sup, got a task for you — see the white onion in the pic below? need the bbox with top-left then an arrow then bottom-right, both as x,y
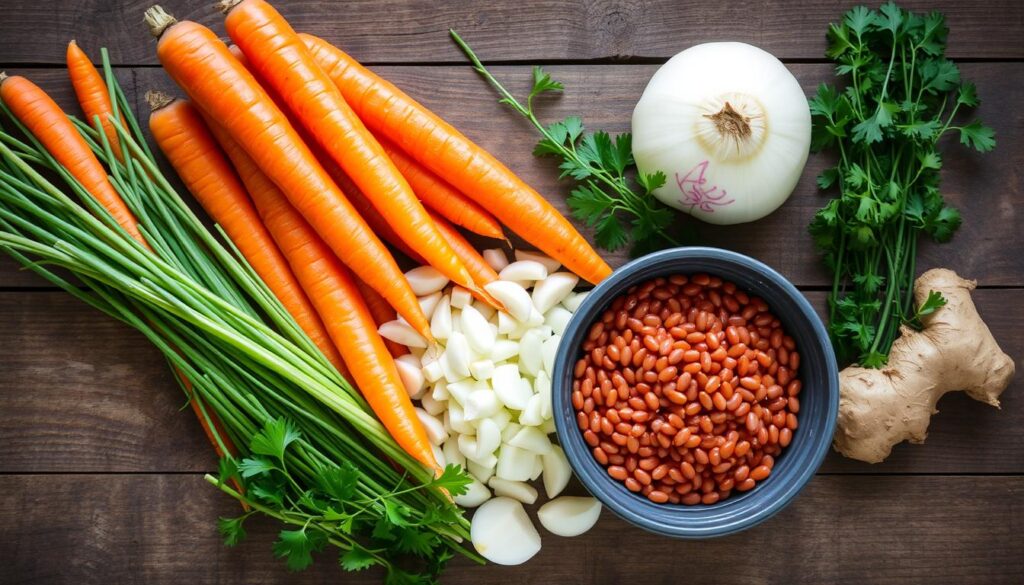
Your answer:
517,328 -> 547,377
420,390 -> 446,415
544,306 -> 572,335
442,439 -> 465,469
518,393 -> 545,427
537,497 -> 602,537
470,359 -> 495,381
632,42 -> 811,225
471,497 -> 541,565
490,338 -> 520,363
492,364 -> 531,410
561,291 -> 588,312
443,332 -> 472,380
464,389 -> 502,421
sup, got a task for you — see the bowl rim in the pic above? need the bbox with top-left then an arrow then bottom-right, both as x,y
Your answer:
552,246 -> 839,538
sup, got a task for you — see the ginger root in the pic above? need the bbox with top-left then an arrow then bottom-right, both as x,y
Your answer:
833,269 -> 1015,463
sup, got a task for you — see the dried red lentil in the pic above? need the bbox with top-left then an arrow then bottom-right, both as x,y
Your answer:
572,273 -> 802,505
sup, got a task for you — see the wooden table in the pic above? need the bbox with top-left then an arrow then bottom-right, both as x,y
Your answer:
1,1 -> 1021,583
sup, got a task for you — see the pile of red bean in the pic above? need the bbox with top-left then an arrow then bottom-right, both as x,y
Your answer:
572,273 -> 802,505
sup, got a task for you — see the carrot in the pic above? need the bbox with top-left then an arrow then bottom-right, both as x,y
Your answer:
301,34 -> 611,284
0,73 -> 146,244
375,133 -> 504,240
317,153 -> 426,265
222,0 -> 482,298
66,41 -> 127,162
242,145 -> 436,469
145,8 -> 433,341
355,278 -> 409,358
147,93 -> 347,374
0,72 -> 242,475
429,210 -> 500,292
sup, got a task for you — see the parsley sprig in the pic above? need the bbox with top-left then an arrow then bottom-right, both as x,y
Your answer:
809,3 -> 994,366
451,30 -> 681,254
210,418 -> 473,583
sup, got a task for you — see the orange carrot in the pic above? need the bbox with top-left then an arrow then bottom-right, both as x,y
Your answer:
0,73 -> 146,244
355,278 -> 408,358
147,93 -> 348,374
66,41 -> 127,161
223,0 -> 482,298
376,134 -> 504,240
302,34 -> 611,284
243,148 -> 436,469
429,210 -> 500,293
145,8 -> 433,341
317,153 -> 426,265
0,72 -> 241,473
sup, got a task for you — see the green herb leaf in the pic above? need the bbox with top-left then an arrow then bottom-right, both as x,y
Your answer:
958,120 -> 996,152
340,545 -> 379,572
394,526 -> 438,557
237,456 -> 276,478
914,290 -> 947,320
529,66 -> 563,99
595,213 -> 629,252
217,515 -> 248,547
315,460 -> 361,501
430,464 -> 472,496
272,528 -> 327,572
250,417 -> 300,462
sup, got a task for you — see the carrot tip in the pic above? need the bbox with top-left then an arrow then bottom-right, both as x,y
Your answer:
143,5 -> 177,38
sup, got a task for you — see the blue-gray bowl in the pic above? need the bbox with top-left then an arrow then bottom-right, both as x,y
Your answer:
552,247 -> 839,538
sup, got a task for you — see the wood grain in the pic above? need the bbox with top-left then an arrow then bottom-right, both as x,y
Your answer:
2,290 -> 1020,474
0,0 -> 1022,65
0,474 -> 1020,584
1,62 -> 1021,288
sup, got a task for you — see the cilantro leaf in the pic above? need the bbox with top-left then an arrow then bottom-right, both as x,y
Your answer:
914,290 -> 948,321
250,417 -> 300,462
272,528 -> 327,572
956,81 -> 979,108
567,183 -> 614,226
315,460 -> 360,502
394,527 -> 438,557
430,464 -> 472,496
594,213 -> 629,252
637,171 -> 666,194
528,66 -> 563,100
339,545 -> 379,572
217,515 -> 248,547
383,499 -> 413,528
237,456 -> 276,478
958,120 -> 996,152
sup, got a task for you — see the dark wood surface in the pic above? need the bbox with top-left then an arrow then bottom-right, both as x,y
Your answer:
0,1 -> 1021,584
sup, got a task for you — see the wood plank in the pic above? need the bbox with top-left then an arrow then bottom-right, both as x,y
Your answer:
1,289 -> 1021,474
0,473 -> 1021,584
1,0 -> 1022,65
1,62 -> 1021,288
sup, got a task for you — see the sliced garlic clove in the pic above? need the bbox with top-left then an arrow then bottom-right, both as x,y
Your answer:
541,446 -> 572,498
508,425 -> 552,454
488,477 -> 538,504
482,248 -> 510,272
454,478 -> 492,508
484,281 -> 532,321
378,319 -> 428,348
537,497 -> 602,537
532,272 -> 579,314
470,497 -> 541,565
499,260 -> 548,282
405,266 -> 449,296
514,249 -> 561,273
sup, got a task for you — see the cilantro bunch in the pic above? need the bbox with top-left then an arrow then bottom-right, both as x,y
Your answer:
451,30 -> 681,255
213,418 -> 473,583
808,2 -> 994,366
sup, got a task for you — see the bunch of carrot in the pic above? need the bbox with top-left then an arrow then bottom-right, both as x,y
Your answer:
137,0 -> 610,468
0,37 -> 477,579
